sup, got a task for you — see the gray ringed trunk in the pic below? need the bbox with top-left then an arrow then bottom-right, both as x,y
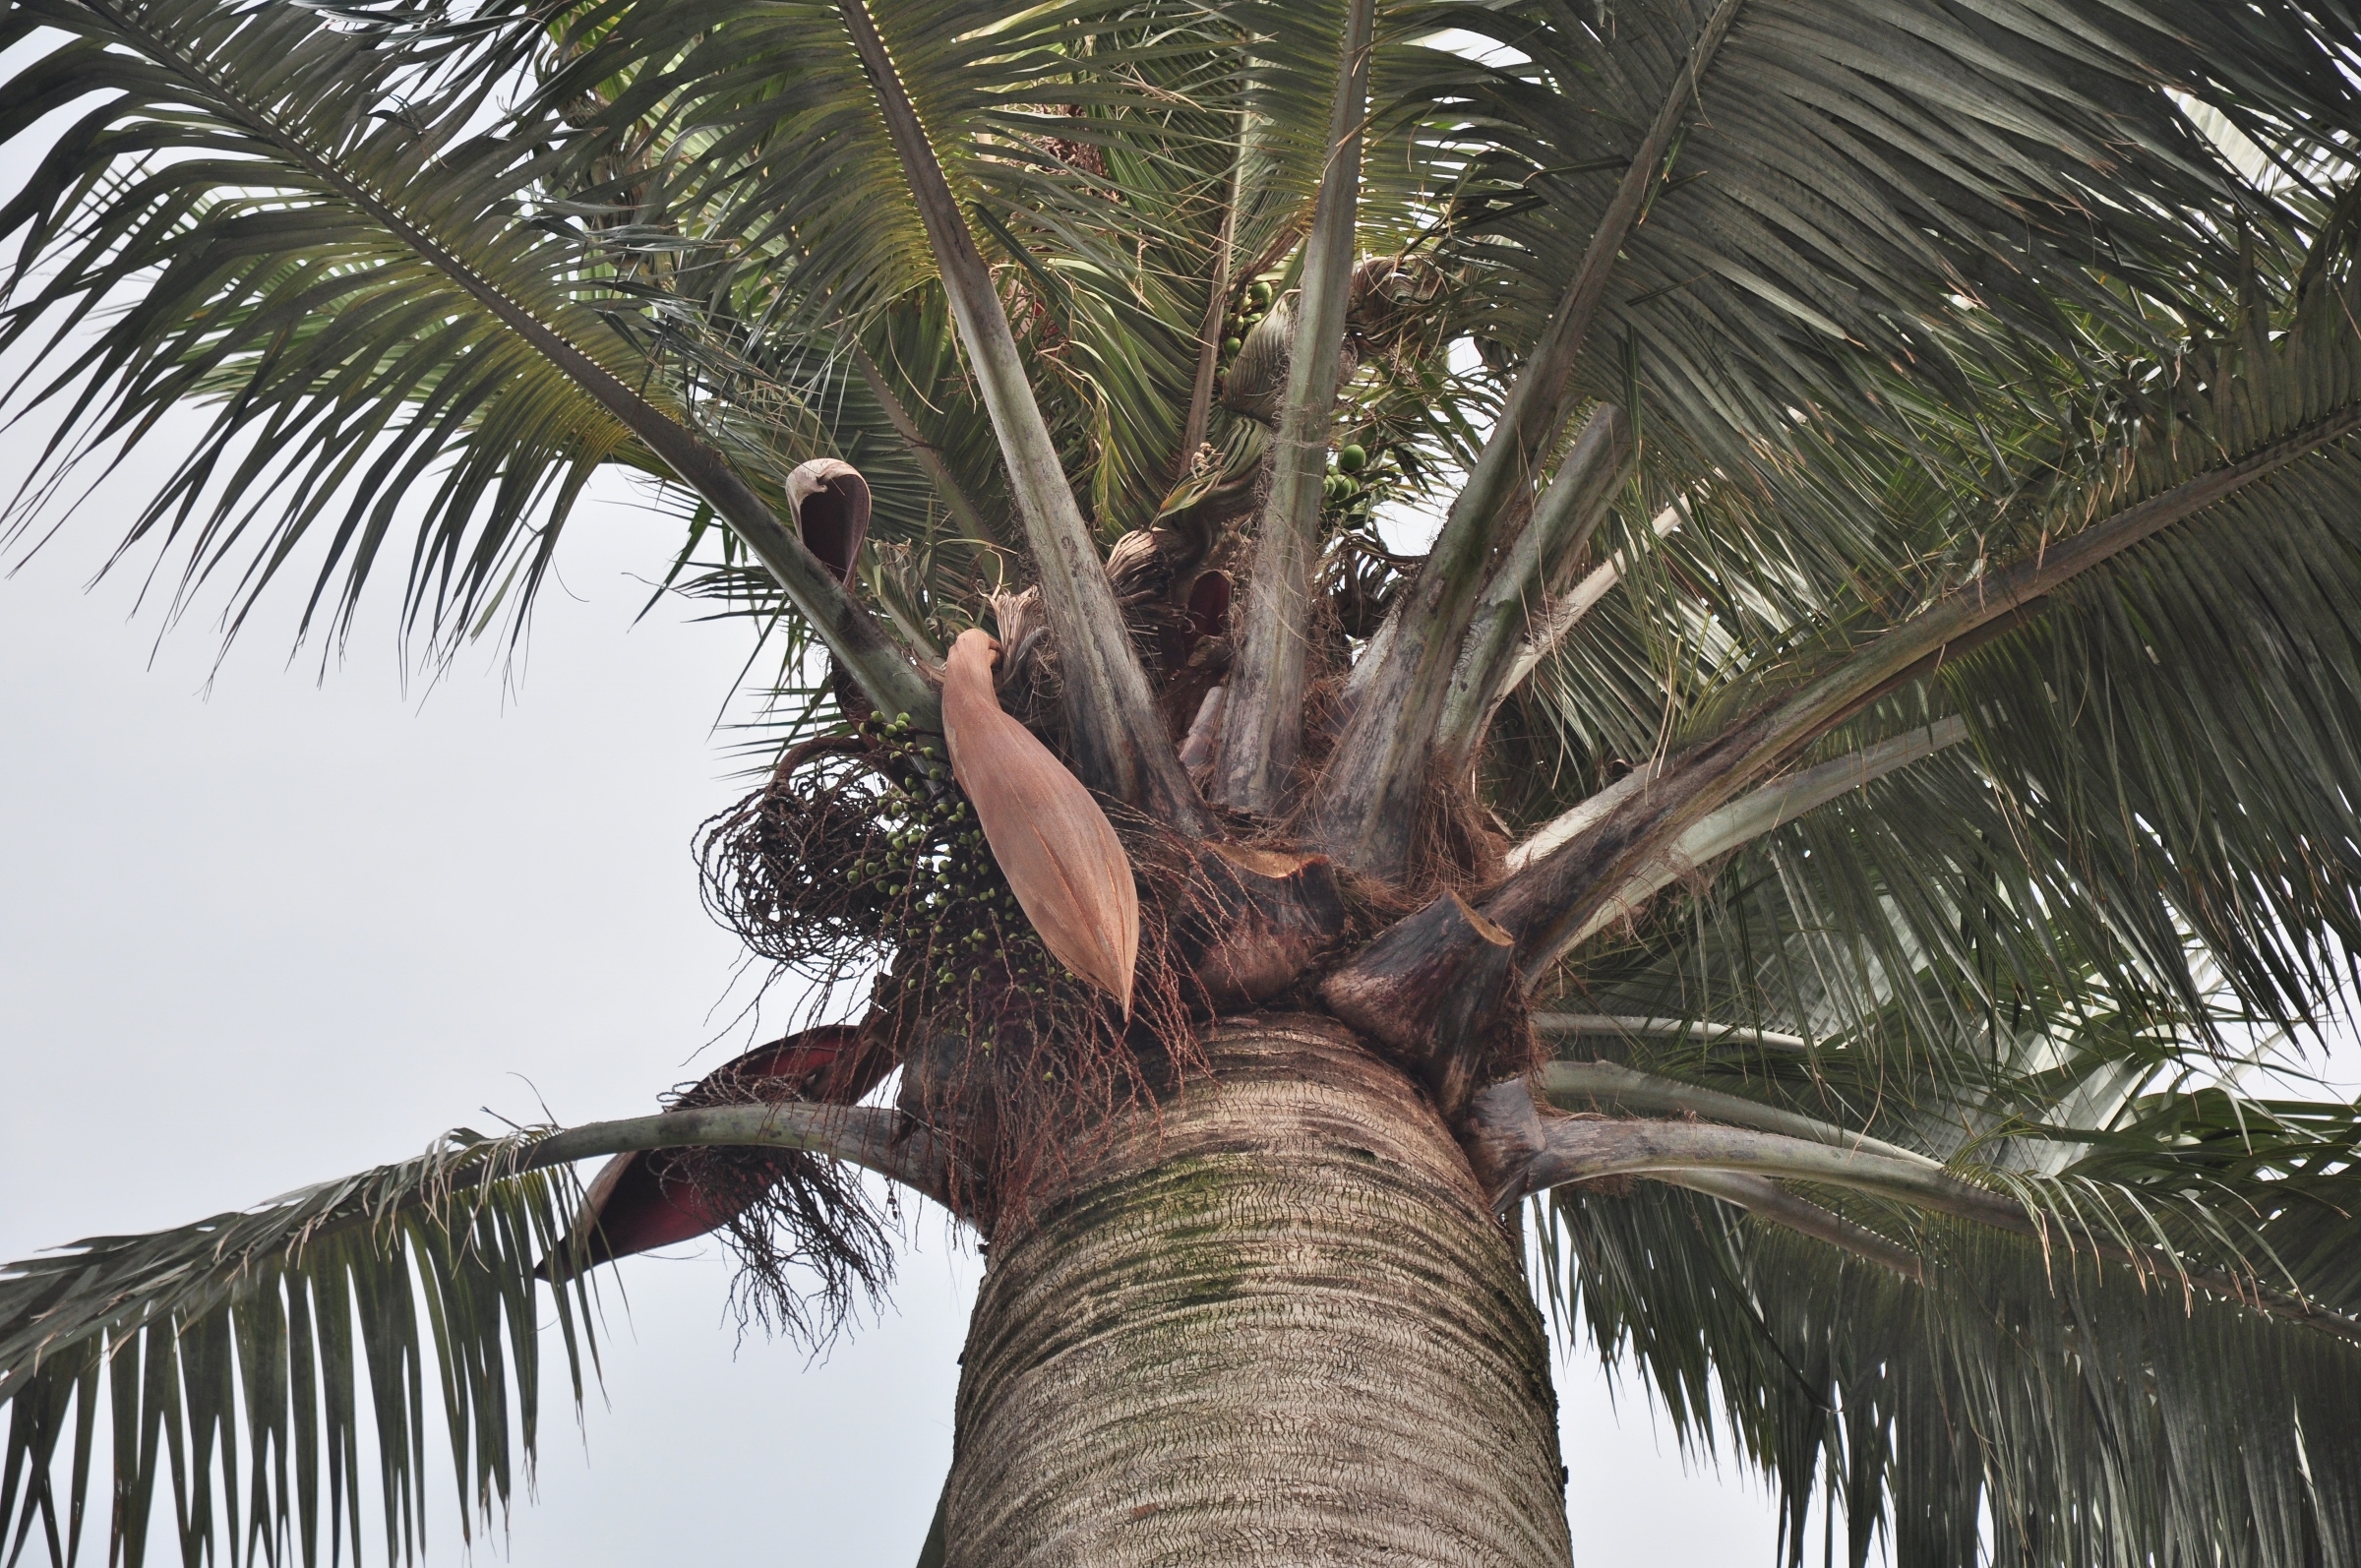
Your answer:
945,1014 -> 1571,1568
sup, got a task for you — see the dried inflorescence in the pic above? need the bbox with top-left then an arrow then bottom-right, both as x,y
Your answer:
696,713 -> 1201,1233
698,716 -> 1002,986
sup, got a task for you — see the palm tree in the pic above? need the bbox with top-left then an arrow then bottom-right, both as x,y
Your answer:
7,0 -> 2361,1562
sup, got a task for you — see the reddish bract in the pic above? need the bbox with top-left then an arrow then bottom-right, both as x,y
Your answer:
549,1025 -> 885,1275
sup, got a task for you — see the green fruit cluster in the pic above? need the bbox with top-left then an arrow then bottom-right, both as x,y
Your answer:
1217,276 -> 1275,375
846,712 -> 1057,1013
1322,441 -> 1389,523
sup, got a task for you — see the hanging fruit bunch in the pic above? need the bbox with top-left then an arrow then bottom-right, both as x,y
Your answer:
1320,437 -> 1415,638
694,464 -> 1154,1092
696,711 -> 1060,1022
1321,433 -> 1396,528
1217,275 -> 1275,382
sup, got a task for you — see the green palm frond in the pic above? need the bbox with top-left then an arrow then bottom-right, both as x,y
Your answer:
539,0 -> 1227,522
1539,1176 -> 2361,1568
0,1133 -> 593,1568
1548,714 -> 2361,1273
541,0 -> 1479,543
1397,0 -> 2355,502
1534,711 -> 2361,1520
0,0 -> 950,667
2068,1086 -> 2361,1311
0,0 -> 647,653
1510,238 -> 2361,1046
1516,354 -> 2361,1502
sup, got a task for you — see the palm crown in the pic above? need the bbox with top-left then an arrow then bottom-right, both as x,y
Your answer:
6,0 -> 2361,1564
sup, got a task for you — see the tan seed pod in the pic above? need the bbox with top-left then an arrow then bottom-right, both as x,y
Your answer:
940,628 -> 1139,1015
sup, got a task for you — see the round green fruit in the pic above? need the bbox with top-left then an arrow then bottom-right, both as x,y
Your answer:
1337,443 -> 1367,473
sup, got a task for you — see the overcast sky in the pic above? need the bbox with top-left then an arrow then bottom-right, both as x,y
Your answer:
0,467 -> 1788,1566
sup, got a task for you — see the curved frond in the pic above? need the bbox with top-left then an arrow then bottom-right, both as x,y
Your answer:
1540,1183 -> 2361,1568
0,1134 -> 593,1568
0,0 -> 934,701
1402,0 -> 2357,492
1508,235 -> 2361,1025
0,1098 -> 930,1568
0,0 -> 652,653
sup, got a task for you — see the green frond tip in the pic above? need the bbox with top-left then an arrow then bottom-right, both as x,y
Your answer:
1541,1183 -> 2361,1568
0,1131 -> 597,1568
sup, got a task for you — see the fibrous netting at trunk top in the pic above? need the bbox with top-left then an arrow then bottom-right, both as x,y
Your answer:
696,711 -> 1201,1230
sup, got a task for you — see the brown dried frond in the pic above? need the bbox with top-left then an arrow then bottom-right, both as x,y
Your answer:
708,1149 -> 898,1348
619,1134 -> 898,1350
1319,769 -> 1510,916
1045,102 -> 1109,181
1347,254 -> 1451,369
1408,768 -> 1511,897
1326,531 -> 1414,640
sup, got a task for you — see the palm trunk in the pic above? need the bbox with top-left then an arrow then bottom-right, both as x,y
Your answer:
943,1014 -> 1571,1568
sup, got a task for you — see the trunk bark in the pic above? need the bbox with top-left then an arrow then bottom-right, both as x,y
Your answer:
944,1014 -> 1571,1568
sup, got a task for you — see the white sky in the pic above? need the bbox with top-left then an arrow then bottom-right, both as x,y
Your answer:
0,467 -> 1782,1565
